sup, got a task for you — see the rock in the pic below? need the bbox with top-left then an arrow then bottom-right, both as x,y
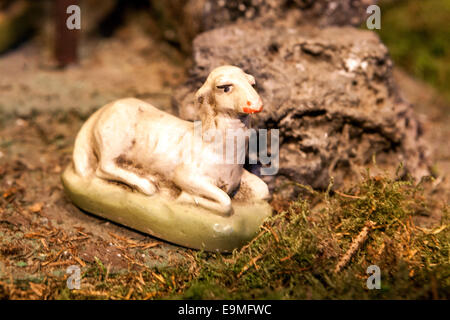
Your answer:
150,0 -> 377,52
200,0 -> 377,29
173,22 -> 430,190
148,0 -> 205,52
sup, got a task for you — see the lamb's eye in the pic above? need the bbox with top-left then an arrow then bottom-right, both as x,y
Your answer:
217,84 -> 232,93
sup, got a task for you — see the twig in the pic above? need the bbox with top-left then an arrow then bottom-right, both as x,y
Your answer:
40,238 -> 50,251
334,221 -> 376,273
334,190 -> 363,199
237,254 -> 263,278
279,253 -> 294,262
42,249 -> 65,266
261,225 -> 279,242
73,256 -> 86,267
124,288 -> 134,300
47,260 -> 76,267
29,282 -> 45,297
151,272 -> 166,284
239,230 -> 266,253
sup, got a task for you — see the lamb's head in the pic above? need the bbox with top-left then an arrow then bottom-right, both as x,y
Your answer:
195,66 -> 263,117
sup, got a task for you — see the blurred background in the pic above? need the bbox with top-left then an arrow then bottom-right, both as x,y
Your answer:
0,0 -> 449,188
377,0 -> 450,104
0,0 -> 448,102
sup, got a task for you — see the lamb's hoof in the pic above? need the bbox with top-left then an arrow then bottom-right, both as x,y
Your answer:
175,193 -> 233,217
62,165 -> 272,252
175,191 -> 195,204
219,205 -> 234,217
206,205 -> 234,217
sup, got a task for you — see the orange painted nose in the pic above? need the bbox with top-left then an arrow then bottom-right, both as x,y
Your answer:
243,100 -> 263,114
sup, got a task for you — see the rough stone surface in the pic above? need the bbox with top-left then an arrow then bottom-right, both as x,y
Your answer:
152,0 -> 377,52
173,22 -> 430,190
201,0 -> 377,29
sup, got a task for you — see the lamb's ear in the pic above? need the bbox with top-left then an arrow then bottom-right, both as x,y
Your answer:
195,81 -> 215,115
245,74 -> 256,85
195,81 -> 216,128
195,82 -> 210,105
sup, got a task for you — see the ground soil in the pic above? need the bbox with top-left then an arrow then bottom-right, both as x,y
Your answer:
0,23 -> 448,296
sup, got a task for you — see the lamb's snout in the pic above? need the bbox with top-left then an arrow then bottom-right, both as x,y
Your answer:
243,98 -> 263,114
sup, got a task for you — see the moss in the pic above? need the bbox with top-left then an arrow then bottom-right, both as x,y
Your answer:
165,170 -> 449,299
6,169 -> 446,300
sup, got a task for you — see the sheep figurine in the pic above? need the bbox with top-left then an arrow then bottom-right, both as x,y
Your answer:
62,65 -> 272,251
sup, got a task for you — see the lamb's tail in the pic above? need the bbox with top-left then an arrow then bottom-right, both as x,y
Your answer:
73,111 -> 99,177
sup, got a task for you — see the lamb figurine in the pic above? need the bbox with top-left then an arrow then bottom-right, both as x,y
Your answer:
70,66 -> 269,216
62,65 -> 272,251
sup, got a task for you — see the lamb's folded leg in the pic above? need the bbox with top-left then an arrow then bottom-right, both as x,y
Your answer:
240,169 -> 270,200
174,170 -> 232,216
96,161 -> 157,196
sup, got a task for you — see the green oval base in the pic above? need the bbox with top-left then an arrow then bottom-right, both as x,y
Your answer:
61,165 -> 272,252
